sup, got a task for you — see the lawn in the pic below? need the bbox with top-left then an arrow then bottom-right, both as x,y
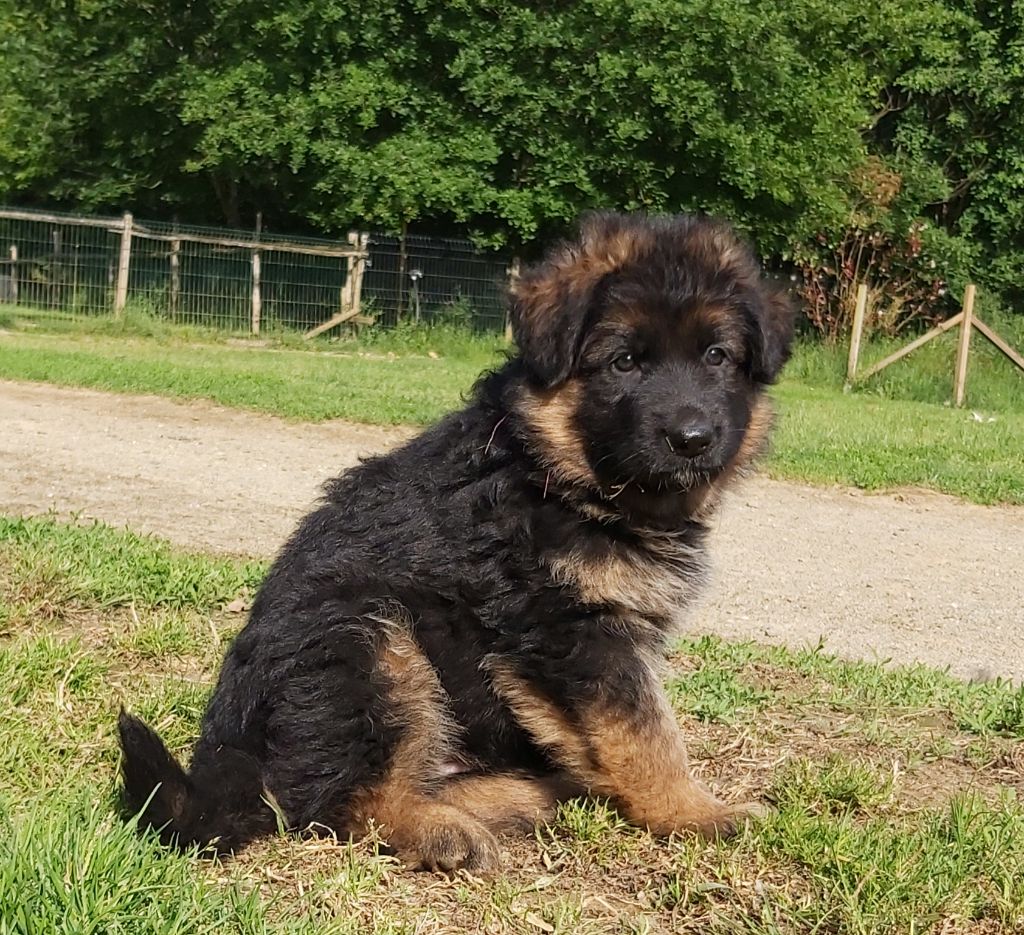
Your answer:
2,514 -> 1024,933
1,310 -> 1022,504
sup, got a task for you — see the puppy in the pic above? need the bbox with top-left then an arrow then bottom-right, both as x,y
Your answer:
119,212 -> 794,872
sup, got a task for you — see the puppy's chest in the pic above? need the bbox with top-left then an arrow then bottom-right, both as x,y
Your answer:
548,539 -> 707,632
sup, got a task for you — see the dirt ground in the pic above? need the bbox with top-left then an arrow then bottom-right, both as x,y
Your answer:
3,378 -> 1023,682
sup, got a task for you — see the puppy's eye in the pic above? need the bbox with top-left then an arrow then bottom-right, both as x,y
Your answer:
611,353 -> 638,373
704,346 -> 729,367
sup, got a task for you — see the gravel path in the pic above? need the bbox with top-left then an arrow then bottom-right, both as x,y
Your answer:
3,379 -> 1022,682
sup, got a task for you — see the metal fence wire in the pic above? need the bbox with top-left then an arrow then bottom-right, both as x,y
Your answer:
364,233 -> 512,330
0,211 -> 122,315
0,206 -> 514,335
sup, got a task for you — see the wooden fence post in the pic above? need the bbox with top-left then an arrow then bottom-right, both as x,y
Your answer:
302,232 -> 369,340
348,231 -> 369,320
8,246 -> 17,303
973,317 -> 1024,374
505,257 -> 521,343
397,221 -> 408,320
113,211 -> 133,318
251,250 -> 262,335
51,229 -> 62,309
845,283 -> 868,388
169,239 -> 181,320
953,283 -> 976,407
339,247 -> 355,318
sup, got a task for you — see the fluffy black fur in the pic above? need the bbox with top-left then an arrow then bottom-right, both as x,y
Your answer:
118,212 -> 794,858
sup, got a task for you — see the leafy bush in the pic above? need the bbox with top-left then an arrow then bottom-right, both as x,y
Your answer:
793,158 -> 961,338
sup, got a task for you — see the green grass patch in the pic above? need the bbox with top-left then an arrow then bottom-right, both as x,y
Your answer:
768,754 -> 895,815
0,318 -> 1022,504
0,301 -> 509,358
0,793 -> 276,935
790,312 -> 1024,412
680,634 -> 1024,740
2,516 -> 1024,932
768,380 -> 1023,503
0,330 -> 493,424
667,664 -> 772,724
0,514 -> 265,617
761,794 -> 1024,932
773,325 -> 1024,502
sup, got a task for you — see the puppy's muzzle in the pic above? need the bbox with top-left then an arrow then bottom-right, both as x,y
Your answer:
663,408 -> 715,459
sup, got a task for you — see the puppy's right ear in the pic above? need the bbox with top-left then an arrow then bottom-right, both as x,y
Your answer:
512,213 -> 648,386
750,287 -> 796,384
510,254 -> 595,387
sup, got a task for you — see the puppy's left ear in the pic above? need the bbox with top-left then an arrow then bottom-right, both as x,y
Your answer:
751,287 -> 796,384
510,255 -> 597,387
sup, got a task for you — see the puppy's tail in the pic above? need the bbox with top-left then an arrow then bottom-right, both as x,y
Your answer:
117,710 -> 270,854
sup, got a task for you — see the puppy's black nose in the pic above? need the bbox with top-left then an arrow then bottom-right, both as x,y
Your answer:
665,415 -> 714,458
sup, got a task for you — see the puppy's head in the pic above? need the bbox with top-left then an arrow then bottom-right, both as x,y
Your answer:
512,213 -> 794,520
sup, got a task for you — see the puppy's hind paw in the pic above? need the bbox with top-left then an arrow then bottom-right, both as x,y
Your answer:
392,804 -> 501,874
692,800 -> 771,839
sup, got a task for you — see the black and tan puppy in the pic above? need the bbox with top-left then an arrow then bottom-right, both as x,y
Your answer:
119,213 -> 794,872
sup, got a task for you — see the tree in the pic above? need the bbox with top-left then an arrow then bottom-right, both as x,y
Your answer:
0,0 -> 1020,319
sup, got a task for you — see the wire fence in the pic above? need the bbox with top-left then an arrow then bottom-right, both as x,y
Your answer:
0,207 -> 514,335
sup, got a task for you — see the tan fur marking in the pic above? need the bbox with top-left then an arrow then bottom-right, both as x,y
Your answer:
692,304 -> 748,356
693,303 -> 740,331
511,220 -> 655,335
705,226 -> 749,272
690,394 -> 776,519
489,660 -> 749,837
548,541 -> 704,630
515,380 -> 597,489
437,773 -> 576,832
511,269 -> 565,329
582,696 -> 742,836
374,626 -> 460,784
730,393 -> 775,472
576,224 -> 653,282
349,791 -> 500,872
348,627 -> 501,871
486,663 -> 596,776
511,223 -> 653,300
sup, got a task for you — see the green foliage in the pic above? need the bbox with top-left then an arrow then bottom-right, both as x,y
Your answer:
794,0 -> 1024,332
680,634 -> 1024,741
0,0 -> 1007,276
0,794 -> 272,934
666,666 -> 771,724
761,794 -> 1024,931
2,0 -> 1021,322
6,0 -> 860,239
769,755 -> 894,815
885,0 -> 1024,306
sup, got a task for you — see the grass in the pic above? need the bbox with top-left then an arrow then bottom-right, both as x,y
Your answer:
0,325 -> 497,425
766,381 -> 1023,503
2,515 -> 1024,933
0,306 -> 1022,503
0,515 -> 264,615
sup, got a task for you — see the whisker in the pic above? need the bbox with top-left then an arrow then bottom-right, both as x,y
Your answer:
606,476 -> 635,500
482,415 -> 509,457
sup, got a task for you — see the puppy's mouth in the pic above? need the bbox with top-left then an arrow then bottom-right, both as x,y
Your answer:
603,463 -> 723,498
656,464 -> 723,490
